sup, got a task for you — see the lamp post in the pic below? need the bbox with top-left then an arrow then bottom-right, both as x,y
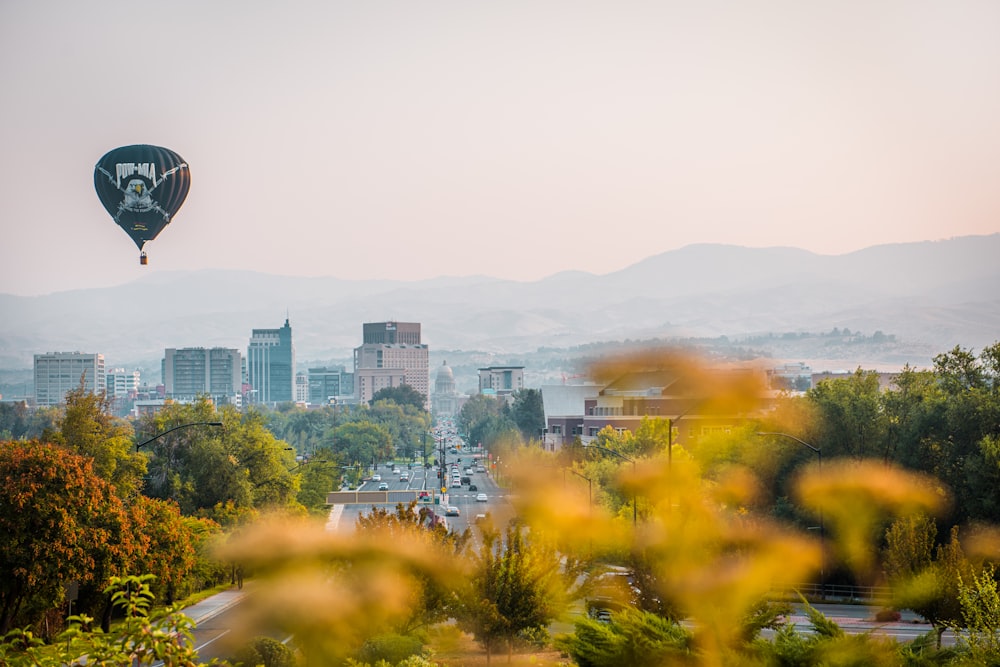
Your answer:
576,443 -> 636,526
135,421 -> 223,452
756,431 -> 824,597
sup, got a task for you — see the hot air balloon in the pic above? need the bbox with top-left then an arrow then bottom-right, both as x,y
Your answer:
94,144 -> 191,265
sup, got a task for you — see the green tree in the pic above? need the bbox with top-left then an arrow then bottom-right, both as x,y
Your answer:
458,394 -> 519,451
510,389 -> 545,442
141,402 -> 297,522
914,526 -> 974,648
457,522 -> 561,664
952,562 -> 1000,657
356,501 -> 469,634
807,369 -> 888,460
371,383 -> 427,411
555,608 -> 695,667
326,420 -> 393,471
49,380 -> 146,499
0,575 -> 206,667
0,401 -> 30,440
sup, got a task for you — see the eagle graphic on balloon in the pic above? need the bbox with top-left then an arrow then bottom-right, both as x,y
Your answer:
94,144 -> 191,265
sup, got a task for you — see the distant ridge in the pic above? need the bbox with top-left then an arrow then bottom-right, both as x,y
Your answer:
0,235 -> 997,371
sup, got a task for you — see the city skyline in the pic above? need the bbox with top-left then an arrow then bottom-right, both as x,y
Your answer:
2,2 -> 999,296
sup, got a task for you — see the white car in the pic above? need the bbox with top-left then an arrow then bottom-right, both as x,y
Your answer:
476,493 -> 488,502
371,473 -> 382,482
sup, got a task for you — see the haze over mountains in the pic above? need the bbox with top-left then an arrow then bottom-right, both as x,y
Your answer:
1,235 -> 997,375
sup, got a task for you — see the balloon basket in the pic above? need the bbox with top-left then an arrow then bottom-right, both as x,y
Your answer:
140,252 -> 148,266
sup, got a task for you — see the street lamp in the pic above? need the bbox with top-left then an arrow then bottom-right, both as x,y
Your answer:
576,443 -> 636,526
756,431 -> 824,597
135,421 -> 223,452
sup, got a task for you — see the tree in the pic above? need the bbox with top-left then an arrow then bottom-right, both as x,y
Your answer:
371,383 -> 427,411
555,608 -> 694,667
952,562 -> 1000,657
326,420 -> 393,470
510,389 -> 545,442
141,402 -> 298,523
806,369 -> 888,460
0,441 -> 131,635
356,501 -> 469,634
458,394 -> 516,450
49,379 -> 146,499
127,496 -> 201,604
457,522 -> 561,664
0,575 -> 205,667
903,525 -> 974,649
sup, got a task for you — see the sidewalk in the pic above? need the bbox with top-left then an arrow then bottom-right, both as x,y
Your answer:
178,585 -> 248,624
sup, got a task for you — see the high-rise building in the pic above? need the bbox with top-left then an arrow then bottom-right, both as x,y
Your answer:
308,366 -> 355,405
107,368 -> 141,398
162,348 -> 242,403
354,321 -> 429,407
34,352 -> 106,407
478,365 -> 524,403
295,372 -> 309,403
247,318 -> 295,405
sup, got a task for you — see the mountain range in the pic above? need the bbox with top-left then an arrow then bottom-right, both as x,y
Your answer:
1,235 -> 998,380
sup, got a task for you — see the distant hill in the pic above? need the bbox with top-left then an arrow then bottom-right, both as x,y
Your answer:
1,235 -> 997,382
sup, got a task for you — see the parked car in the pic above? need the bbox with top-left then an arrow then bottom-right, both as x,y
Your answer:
476,493 -> 488,502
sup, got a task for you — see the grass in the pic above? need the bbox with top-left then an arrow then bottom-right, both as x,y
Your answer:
426,625 -> 569,666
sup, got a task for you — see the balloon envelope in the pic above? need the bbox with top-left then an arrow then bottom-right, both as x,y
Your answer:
94,145 -> 190,250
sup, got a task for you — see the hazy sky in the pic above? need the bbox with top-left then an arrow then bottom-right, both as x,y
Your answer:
2,1 -> 999,296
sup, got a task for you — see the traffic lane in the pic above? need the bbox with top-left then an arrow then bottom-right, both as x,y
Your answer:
189,598 -> 292,663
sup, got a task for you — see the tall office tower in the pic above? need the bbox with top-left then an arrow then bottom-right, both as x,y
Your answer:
247,318 -> 295,405
308,366 -> 354,405
107,368 -> 141,398
34,352 -> 106,407
162,347 -> 243,402
478,365 -> 525,402
353,321 -> 429,407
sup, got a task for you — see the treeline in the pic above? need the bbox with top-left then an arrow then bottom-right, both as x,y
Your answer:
0,383 -> 433,638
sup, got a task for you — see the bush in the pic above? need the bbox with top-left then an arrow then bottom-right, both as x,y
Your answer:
356,633 -> 425,665
232,636 -> 297,667
874,608 -> 902,623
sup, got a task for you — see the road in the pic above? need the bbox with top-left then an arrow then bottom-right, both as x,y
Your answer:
329,459 -> 512,539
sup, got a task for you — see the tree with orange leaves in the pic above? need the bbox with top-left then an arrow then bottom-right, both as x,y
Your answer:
0,441 -> 132,636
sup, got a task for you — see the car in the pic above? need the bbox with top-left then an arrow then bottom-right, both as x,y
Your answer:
451,479 -> 462,487
460,476 -> 471,485
476,465 -> 486,473
476,493 -> 488,502
464,468 -> 474,475
400,472 -> 410,482
468,484 -> 478,492
445,505 -> 460,516
378,482 -> 389,491
371,473 -> 382,482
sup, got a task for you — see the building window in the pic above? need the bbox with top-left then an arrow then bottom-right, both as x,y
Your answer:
588,427 -> 600,437
550,425 -> 563,435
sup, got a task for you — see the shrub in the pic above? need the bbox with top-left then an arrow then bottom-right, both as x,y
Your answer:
232,636 -> 296,667
356,633 -> 425,665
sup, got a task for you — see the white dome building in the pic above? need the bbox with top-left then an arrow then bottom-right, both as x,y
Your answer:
431,360 -> 463,417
